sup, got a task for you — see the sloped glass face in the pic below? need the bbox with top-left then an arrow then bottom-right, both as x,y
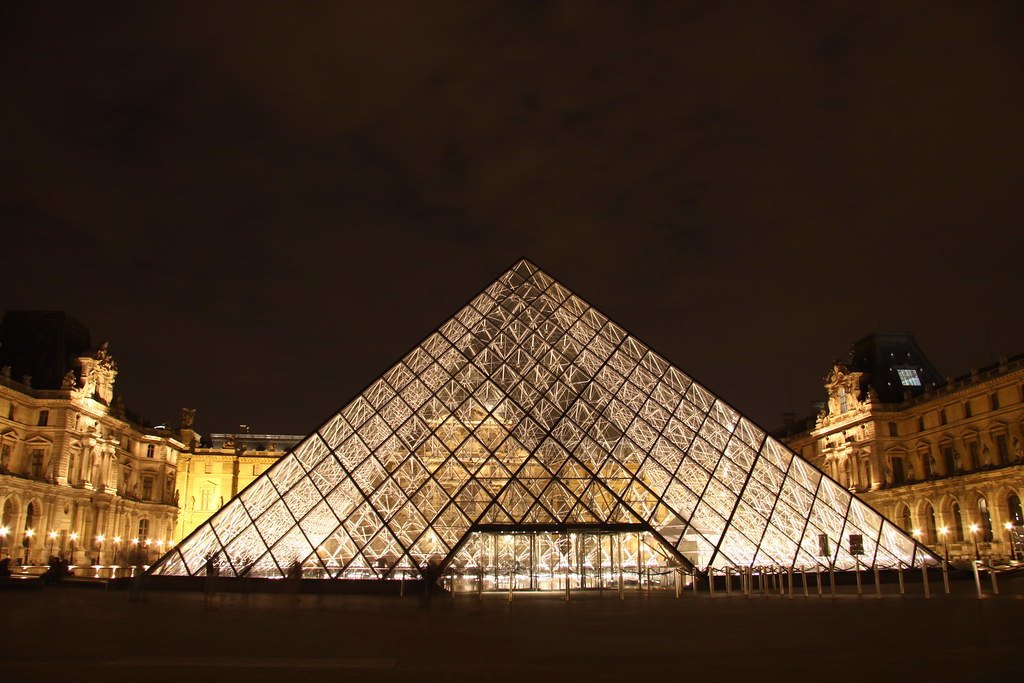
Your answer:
151,260 -> 936,581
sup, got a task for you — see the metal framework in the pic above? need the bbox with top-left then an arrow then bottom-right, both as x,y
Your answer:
150,259 -> 937,585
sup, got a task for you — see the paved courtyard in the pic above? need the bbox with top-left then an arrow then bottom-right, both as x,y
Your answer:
4,576 -> 1021,682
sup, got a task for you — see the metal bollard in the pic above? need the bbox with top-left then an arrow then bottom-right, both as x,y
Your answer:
816,565 -> 823,596
855,559 -> 863,595
801,567 -> 809,597
989,563 -> 999,595
921,564 -> 930,599
726,567 -> 732,596
873,566 -> 881,598
788,568 -> 794,598
897,564 -> 905,594
709,567 -> 715,598
972,560 -> 983,599
829,565 -> 836,598
942,560 -> 950,594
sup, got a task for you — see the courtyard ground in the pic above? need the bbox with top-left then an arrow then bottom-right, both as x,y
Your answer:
3,575 -> 1021,682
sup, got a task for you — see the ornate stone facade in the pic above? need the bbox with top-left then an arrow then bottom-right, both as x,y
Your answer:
779,336 -> 1024,563
0,344 -> 182,567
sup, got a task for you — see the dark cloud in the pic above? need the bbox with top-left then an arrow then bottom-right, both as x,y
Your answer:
2,2 -> 1022,433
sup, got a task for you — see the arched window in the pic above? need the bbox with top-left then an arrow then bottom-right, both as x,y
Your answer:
1008,493 -> 1023,526
978,497 -> 994,542
951,502 -> 965,542
921,502 -> 937,545
23,502 -> 38,548
899,505 -> 912,532
2,498 -> 15,529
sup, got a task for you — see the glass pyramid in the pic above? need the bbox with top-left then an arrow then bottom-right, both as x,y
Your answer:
151,259 -> 936,584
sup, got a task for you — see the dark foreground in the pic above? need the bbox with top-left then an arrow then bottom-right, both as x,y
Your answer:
5,577 -> 1021,682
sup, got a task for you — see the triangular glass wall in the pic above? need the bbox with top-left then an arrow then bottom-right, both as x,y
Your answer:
151,259 -> 937,583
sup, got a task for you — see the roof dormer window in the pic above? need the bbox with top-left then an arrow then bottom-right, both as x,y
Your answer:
896,368 -> 921,387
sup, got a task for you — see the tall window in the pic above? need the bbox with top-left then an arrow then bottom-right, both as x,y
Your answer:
29,451 -> 43,478
991,393 -> 1000,410
920,450 -> 932,479
201,488 -> 213,510
888,422 -> 898,437
967,442 -> 980,470
978,497 -> 994,542
138,518 -> 150,540
964,401 -> 972,418
951,502 -> 965,542
839,388 -> 848,413
142,477 -> 153,499
995,434 -> 1009,465
891,457 -> 905,485
942,446 -> 955,475
37,410 -> 49,426
939,409 -> 947,426
146,444 -> 155,458
204,462 -> 213,474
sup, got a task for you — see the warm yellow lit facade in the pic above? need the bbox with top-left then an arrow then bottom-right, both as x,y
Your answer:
0,346 -> 182,567
174,433 -> 299,541
780,344 -> 1024,563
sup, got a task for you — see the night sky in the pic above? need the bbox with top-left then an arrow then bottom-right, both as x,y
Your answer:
3,3 -> 1022,437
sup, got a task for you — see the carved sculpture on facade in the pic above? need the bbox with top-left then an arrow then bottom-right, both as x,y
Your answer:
60,370 -> 78,390
75,343 -> 118,404
179,407 -> 196,429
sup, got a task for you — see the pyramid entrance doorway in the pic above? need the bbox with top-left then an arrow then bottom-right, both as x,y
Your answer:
442,523 -> 684,592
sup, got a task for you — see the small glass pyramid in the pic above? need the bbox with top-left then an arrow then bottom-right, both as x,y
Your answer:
151,259 -> 936,585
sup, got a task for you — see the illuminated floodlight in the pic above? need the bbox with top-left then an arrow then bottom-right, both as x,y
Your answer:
25,529 -> 35,538
70,532 -> 78,540
114,536 -> 121,543
938,527 -> 947,535
151,259 -> 935,583
96,534 -> 105,543
48,531 -> 58,540
970,524 -> 980,533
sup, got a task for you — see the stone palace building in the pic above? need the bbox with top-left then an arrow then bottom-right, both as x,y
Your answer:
777,333 -> 1024,564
